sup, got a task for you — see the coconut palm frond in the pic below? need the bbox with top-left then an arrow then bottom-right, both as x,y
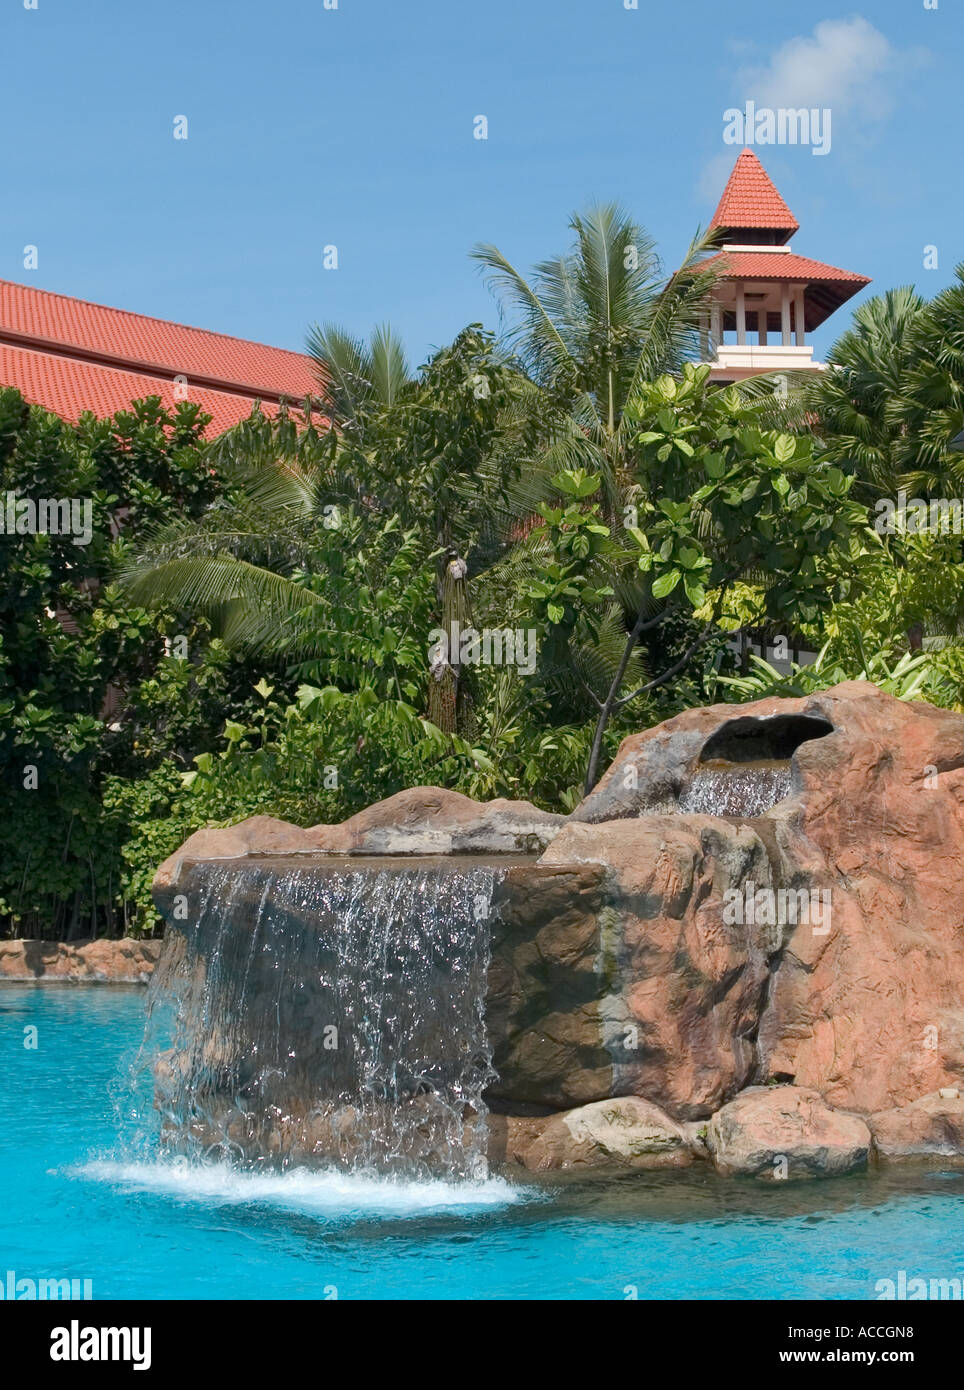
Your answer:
470,241 -> 575,386
123,552 -> 320,623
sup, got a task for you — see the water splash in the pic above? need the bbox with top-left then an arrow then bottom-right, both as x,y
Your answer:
146,858 -> 505,1181
73,1158 -> 522,1217
678,762 -> 793,817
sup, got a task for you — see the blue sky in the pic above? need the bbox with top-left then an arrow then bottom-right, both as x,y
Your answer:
0,0 -> 959,366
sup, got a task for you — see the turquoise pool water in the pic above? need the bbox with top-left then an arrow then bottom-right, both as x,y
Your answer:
2,984 -> 963,1301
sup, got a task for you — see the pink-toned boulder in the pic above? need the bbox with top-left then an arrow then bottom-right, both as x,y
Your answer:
871,1091 -> 964,1162
754,685 -> 964,1116
537,816 -> 780,1120
573,682 -> 964,1118
486,862 -> 614,1109
152,815 -> 318,913
153,790 -> 565,913
707,1086 -> 871,1178
310,787 -> 565,856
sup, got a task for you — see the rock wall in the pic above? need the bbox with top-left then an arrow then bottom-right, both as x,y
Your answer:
556,680 -> 964,1122
490,819 -> 780,1120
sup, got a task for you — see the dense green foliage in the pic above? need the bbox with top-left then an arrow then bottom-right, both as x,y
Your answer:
0,390 -> 259,935
2,225 -> 963,939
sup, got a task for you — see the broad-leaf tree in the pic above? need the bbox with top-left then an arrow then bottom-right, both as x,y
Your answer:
531,364 -> 862,790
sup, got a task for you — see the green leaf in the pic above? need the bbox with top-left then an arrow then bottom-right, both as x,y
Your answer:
683,575 -> 705,607
572,472 -> 601,498
651,568 -> 681,598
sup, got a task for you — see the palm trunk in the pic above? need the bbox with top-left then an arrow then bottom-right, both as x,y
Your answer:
427,549 -> 473,736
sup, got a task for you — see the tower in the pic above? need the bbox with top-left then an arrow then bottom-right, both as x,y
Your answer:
698,151 -> 870,383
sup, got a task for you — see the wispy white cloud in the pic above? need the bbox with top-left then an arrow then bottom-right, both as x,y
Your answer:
698,17 -> 930,204
739,17 -> 908,122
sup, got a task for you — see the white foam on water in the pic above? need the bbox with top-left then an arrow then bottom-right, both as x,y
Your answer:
71,1158 -> 526,1218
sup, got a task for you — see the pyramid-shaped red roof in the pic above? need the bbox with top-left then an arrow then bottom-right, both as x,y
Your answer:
0,279 -> 324,435
709,151 -> 799,241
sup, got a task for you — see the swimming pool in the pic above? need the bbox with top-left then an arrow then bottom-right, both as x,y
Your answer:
2,984 -> 962,1301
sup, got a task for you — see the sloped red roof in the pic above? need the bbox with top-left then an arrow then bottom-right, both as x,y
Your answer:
699,249 -> 870,285
0,341 -> 285,435
709,151 -> 799,239
0,279 -> 322,434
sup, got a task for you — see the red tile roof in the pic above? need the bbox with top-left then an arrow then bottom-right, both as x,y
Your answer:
699,249 -> 870,286
0,279 -> 322,435
0,341 -> 285,435
709,151 -> 799,239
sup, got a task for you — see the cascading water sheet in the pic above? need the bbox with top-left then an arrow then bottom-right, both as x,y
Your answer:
678,763 -> 792,817
146,858 -> 505,1180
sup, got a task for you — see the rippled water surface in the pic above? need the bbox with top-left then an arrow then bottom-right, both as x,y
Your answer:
3,985 -> 964,1300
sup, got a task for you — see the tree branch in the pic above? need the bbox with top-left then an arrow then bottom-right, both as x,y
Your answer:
614,575 -> 737,707
579,679 -> 605,711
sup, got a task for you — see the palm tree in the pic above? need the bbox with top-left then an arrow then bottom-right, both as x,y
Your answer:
897,266 -> 964,492
800,286 -> 926,501
305,321 -> 411,426
118,324 -> 423,676
118,402 -> 379,669
472,203 -> 728,772
472,202 -> 722,516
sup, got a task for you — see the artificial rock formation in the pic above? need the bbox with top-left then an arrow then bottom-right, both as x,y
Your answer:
153,788 -> 564,895
706,1086 -> 871,1178
0,937 -> 161,983
532,816 -> 779,1120
870,1091 -> 964,1163
570,680 -> 964,1120
150,681 -> 964,1176
513,1097 -> 693,1172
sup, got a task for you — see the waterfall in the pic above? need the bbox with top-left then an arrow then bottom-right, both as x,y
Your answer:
146,858 -> 505,1180
678,762 -> 793,817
